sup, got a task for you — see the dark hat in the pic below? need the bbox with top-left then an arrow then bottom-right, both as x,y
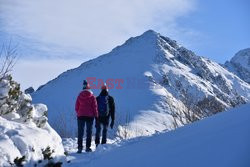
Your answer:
83,80 -> 90,89
101,83 -> 108,91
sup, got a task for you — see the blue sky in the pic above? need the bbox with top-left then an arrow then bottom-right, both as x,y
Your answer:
177,0 -> 250,62
0,0 -> 249,89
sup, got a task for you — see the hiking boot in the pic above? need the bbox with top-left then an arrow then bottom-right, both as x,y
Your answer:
85,148 -> 92,152
77,149 -> 82,154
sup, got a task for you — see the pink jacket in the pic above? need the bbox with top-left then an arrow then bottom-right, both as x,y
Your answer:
75,90 -> 98,117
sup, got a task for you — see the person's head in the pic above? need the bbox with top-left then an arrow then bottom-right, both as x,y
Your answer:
100,83 -> 108,96
82,80 -> 90,90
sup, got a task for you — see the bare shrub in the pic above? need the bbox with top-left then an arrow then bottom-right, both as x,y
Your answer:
0,41 -> 18,79
116,111 -> 132,139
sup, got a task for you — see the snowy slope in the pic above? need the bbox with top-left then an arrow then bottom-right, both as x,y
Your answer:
225,48 -> 250,83
32,30 -> 250,138
66,103 -> 250,167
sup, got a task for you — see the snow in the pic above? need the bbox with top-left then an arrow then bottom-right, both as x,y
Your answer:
32,30 -> 250,138
224,48 -> 250,83
0,79 -> 10,98
231,48 -> 250,71
0,76 -> 66,166
0,117 -> 65,166
0,30 -> 249,166
64,103 -> 250,167
33,104 -> 48,118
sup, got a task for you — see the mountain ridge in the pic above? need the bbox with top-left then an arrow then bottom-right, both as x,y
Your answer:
32,30 -> 250,137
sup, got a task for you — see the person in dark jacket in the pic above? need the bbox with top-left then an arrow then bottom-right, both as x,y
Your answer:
95,84 -> 115,147
75,80 -> 98,153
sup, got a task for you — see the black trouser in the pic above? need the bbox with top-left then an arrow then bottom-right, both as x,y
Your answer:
77,116 -> 94,150
95,116 -> 109,145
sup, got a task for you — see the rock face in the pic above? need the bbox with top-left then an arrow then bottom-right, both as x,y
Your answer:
0,75 -> 65,166
224,48 -> 250,83
32,30 -> 250,138
25,87 -> 35,94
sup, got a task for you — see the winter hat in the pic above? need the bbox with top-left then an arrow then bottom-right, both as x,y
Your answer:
101,83 -> 108,91
100,83 -> 109,96
83,80 -> 90,89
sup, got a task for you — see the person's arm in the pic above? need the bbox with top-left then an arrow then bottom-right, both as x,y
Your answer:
94,96 -> 100,128
75,94 -> 80,115
110,96 -> 115,121
92,96 -> 98,118
109,96 -> 115,129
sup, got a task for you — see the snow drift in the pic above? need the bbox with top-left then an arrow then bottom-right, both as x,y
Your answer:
68,103 -> 250,167
0,117 -> 65,166
32,30 -> 250,138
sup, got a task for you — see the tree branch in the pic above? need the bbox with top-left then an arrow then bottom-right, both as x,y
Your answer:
0,41 -> 18,79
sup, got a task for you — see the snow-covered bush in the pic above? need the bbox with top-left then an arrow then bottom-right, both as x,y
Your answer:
0,75 -> 48,127
0,75 -> 65,166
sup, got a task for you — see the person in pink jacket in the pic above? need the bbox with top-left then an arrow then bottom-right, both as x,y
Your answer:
75,80 -> 98,153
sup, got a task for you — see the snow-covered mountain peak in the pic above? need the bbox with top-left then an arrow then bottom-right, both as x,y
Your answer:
33,30 -> 250,138
224,48 -> 250,83
140,29 -> 159,38
231,48 -> 250,71
111,29 -> 180,57
111,29 -> 159,53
